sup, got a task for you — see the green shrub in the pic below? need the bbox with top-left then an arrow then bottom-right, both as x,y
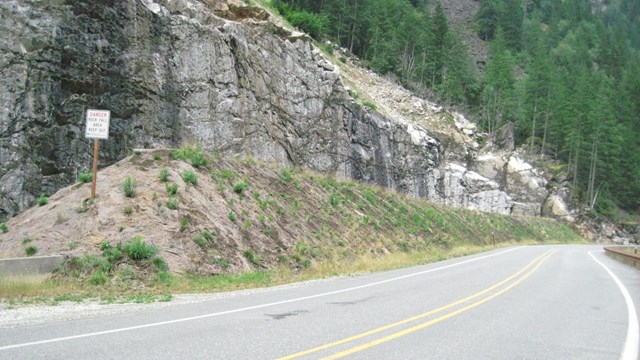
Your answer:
159,168 -> 170,182
166,183 -> 178,196
201,228 -> 215,241
211,257 -> 230,269
89,270 -> 107,285
220,169 -> 236,180
179,217 -> 189,232
182,170 -> 198,186
124,236 -> 157,260
190,153 -> 208,168
166,197 -> 178,210
37,194 -> 48,206
21,237 -> 32,245
363,100 -> 377,111
25,246 -> 37,256
68,242 -> 78,250
0,223 -> 8,233
152,257 -> 168,271
194,229 -> 215,247
78,172 -> 93,183
278,169 -> 294,183
193,235 -> 207,247
123,177 -> 137,198
228,212 -> 237,222
153,154 -> 162,161
100,241 -> 123,265
233,181 -> 248,194
124,206 -> 133,215
243,249 -> 261,266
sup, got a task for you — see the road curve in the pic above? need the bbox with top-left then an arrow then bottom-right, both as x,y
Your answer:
0,245 -> 638,359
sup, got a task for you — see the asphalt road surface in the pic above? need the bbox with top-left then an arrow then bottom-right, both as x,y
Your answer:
1,245 -> 638,359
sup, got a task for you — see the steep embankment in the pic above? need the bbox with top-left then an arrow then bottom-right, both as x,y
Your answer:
0,149 -> 582,279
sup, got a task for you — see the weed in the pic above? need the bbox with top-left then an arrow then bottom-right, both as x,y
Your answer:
193,229 -> 214,248
124,206 -> 133,215
159,168 -> 170,182
134,150 -> 142,156
160,293 -> 173,302
171,145 -> 208,168
76,204 -> 89,213
37,194 -> 48,206
190,153 -> 208,168
68,242 -> 78,250
156,271 -> 173,285
153,154 -> 162,161
0,223 -> 8,233
179,217 -> 189,232
193,234 -> 208,248
22,237 -> 32,245
233,181 -> 248,194
152,257 -> 168,271
228,211 -> 237,222
124,236 -> 157,260
242,220 -> 251,230
330,192 -> 341,207
278,168 -> 294,182
89,270 -> 107,285
101,241 -> 123,264
182,170 -> 198,186
220,169 -> 237,180
166,183 -> 178,196
25,246 -> 37,256
363,100 -> 377,111
123,177 -> 137,198
118,265 -> 136,281
243,250 -> 261,266
211,257 -> 230,269
166,197 -> 178,210
77,172 -> 93,183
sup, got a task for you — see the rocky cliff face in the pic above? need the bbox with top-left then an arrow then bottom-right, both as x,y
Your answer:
0,0 -> 557,219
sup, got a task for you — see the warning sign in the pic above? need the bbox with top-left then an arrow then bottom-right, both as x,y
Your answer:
85,109 -> 110,139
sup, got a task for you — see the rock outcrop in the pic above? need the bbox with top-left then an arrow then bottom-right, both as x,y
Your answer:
0,0 -> 556,219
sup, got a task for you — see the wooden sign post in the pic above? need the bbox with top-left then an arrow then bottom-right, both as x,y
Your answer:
84,109 -> 111,200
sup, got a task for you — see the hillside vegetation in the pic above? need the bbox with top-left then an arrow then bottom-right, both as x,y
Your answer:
271,0 -> 640,217
0,148 -> 583,302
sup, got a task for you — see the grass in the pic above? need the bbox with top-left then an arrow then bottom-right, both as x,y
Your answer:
159,168 -> 170,182
25,246 -> 38,256
0,223 -> 7,233
166,183 -> 178,196
123,177 -> 137,198
182,170 -> 198,186
124,236 -> 157,260
124,206 -> 133,215
193,234 -> 208,248
166,197 -> 178,210
77,172 -> 93,183
37,194 -> 48,206
233,181 -> 248,194
179,217 -> 189,232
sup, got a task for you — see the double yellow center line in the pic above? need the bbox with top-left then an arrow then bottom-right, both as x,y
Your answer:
278,250 -> 556,359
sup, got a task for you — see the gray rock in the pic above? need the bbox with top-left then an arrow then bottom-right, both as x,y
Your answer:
0,0 -> 548,220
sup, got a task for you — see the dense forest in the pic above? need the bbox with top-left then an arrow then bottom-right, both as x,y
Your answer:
270,0 -> 640,216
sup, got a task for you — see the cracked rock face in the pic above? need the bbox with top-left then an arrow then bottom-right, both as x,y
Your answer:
0,0 -> 537,218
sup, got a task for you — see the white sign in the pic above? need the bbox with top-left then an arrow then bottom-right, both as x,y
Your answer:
85,109 -> 111,139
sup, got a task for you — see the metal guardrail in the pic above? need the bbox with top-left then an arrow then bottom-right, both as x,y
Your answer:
604,246 -> 640,270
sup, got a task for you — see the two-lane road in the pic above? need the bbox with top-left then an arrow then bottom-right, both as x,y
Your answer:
1,245 -> 638,359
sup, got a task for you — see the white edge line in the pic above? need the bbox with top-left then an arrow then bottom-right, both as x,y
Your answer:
589,251 -> 639,360
0,246 -> 522,351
